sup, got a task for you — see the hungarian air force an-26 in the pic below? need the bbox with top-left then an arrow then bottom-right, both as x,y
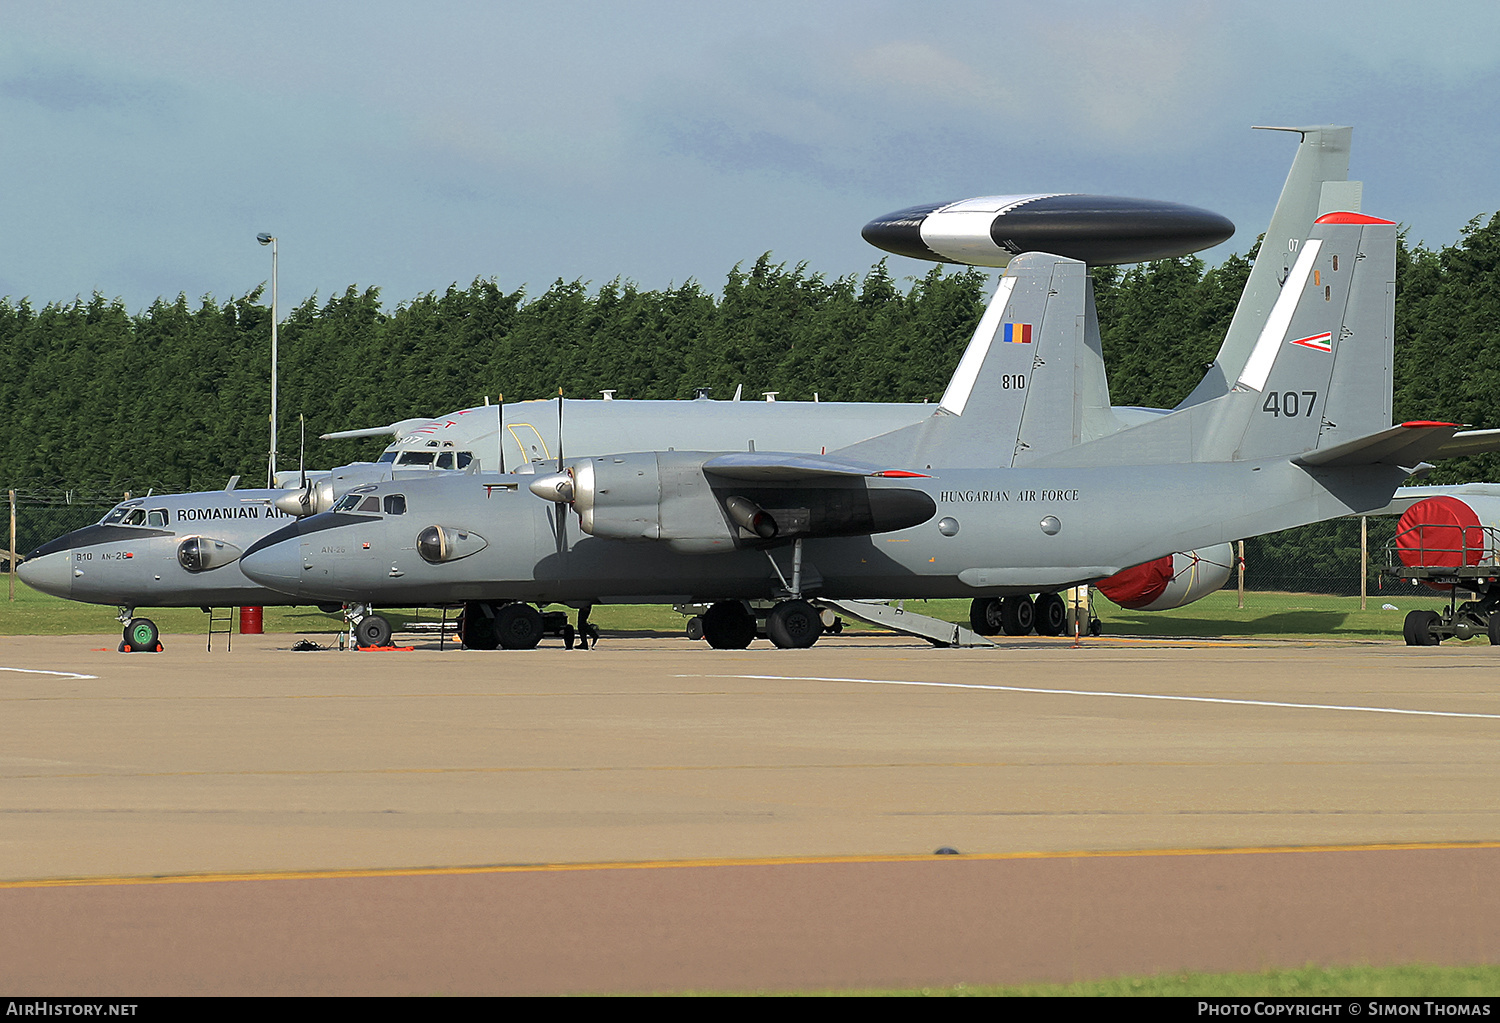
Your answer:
241,205 -> 1474,651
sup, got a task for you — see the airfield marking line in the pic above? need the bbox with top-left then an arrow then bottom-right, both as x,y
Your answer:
0,666 -> 98,680
682,675 -> 1500,721
0,756 -> 1387,782
6,841 -> 1500,890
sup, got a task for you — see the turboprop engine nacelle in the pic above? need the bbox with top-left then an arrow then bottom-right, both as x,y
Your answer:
545,451 -> 936,554
1393,496 -> 1500,587
272,477 -> 336,517
1095,544 -> 1236,611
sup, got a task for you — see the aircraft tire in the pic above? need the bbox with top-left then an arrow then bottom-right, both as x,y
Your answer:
702,601 -> 755,649
766,599 -> 823,649
495,603 -> 545,650
1403,609 -> 1441,646
969,597 -> 1003,635
124,617 -> 160,653
999,596 -> 1035,636
685,616 -> 705,641
355,614 -> 393,648
1490,613 -> 1500,646
458,602 -> 500,650
1034,593 -> 1068,636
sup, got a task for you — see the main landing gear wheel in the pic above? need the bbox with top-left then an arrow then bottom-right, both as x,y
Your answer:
999,595 -> 1035,636
1490,613 -> 1500,646
701,601 -> 756,649
495,603 -> 545,650
123,617 -> 160,652
1034,592 -> 1068,636
354,614 -> 393,649
1403,609 -> 1441,646
766,599 -> 823,649
457,601 -> 499,650
969,597 -> 1003,636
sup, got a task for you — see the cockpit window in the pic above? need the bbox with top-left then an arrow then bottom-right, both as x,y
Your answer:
377,451 -> 398,464
148,509 -> 168,527
396,451 -> 436,467
357,496 -> 381,513
384,495 -> 406,515
102,508 -> 128,524
123,509 -> 147,526
457,452 -> 473,469
332,493 -> 362,512
436,452 -> 454,470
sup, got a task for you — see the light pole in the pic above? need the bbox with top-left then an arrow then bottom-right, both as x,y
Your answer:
257,233 -> 278,488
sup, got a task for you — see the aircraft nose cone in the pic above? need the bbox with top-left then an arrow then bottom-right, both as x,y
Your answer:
17,550 -> 73,599
861,202 -> 947,262
240,542 -> 303,599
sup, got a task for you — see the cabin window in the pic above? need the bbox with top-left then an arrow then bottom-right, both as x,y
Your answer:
384,495 -> 406,515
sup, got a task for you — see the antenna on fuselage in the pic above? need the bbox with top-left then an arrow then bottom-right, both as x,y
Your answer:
496,393 -> 504,474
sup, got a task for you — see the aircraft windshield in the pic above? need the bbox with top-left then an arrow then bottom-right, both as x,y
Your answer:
376,451 -> 397,464
101,503 -> 143,525
396,451 -> 436,466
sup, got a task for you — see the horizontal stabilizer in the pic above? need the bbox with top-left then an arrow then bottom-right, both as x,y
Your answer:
1292,421 -> 1459,468
1431,428 -> 1500,459
320,417 -> 431,441
702,452 -> 929,481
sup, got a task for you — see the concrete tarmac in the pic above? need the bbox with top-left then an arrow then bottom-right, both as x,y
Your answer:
2,630 -> 1498,993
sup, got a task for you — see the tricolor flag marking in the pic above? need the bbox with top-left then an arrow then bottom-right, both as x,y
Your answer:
1290,332 -> 1333,353
1003,322 -> 1032,344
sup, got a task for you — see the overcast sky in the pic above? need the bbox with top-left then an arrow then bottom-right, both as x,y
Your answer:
3,1 -> 1497,313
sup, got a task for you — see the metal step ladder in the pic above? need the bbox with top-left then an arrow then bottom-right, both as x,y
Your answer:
820,599 -> 995,648
205,606 -> 235,651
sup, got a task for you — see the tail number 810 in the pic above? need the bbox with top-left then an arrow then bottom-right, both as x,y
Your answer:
1262,390 -> 1318,417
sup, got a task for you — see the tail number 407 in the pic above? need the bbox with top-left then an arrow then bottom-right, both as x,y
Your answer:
1262,390 -> 1318,417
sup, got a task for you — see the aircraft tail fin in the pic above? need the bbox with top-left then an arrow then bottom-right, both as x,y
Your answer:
1200,211 -> 1397,462
838,251 -> 1101,469
1179,125 -> 1359,409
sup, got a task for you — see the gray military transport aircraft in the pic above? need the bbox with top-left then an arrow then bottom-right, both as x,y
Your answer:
241,209 -> 1472,652
17,395 -> 940,649
19,172 -> 1262,651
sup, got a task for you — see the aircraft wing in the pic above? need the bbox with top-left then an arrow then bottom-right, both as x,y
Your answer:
701,452 -> 930,481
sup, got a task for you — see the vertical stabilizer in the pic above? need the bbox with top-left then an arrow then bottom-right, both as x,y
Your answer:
1028,212 -> 1396,468
838,252 -> 1093,469
1205,211 -> 1396,461
1179,125 -> 1358,408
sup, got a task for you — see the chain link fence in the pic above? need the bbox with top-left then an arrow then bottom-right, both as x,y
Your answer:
4,491 -> 122,572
